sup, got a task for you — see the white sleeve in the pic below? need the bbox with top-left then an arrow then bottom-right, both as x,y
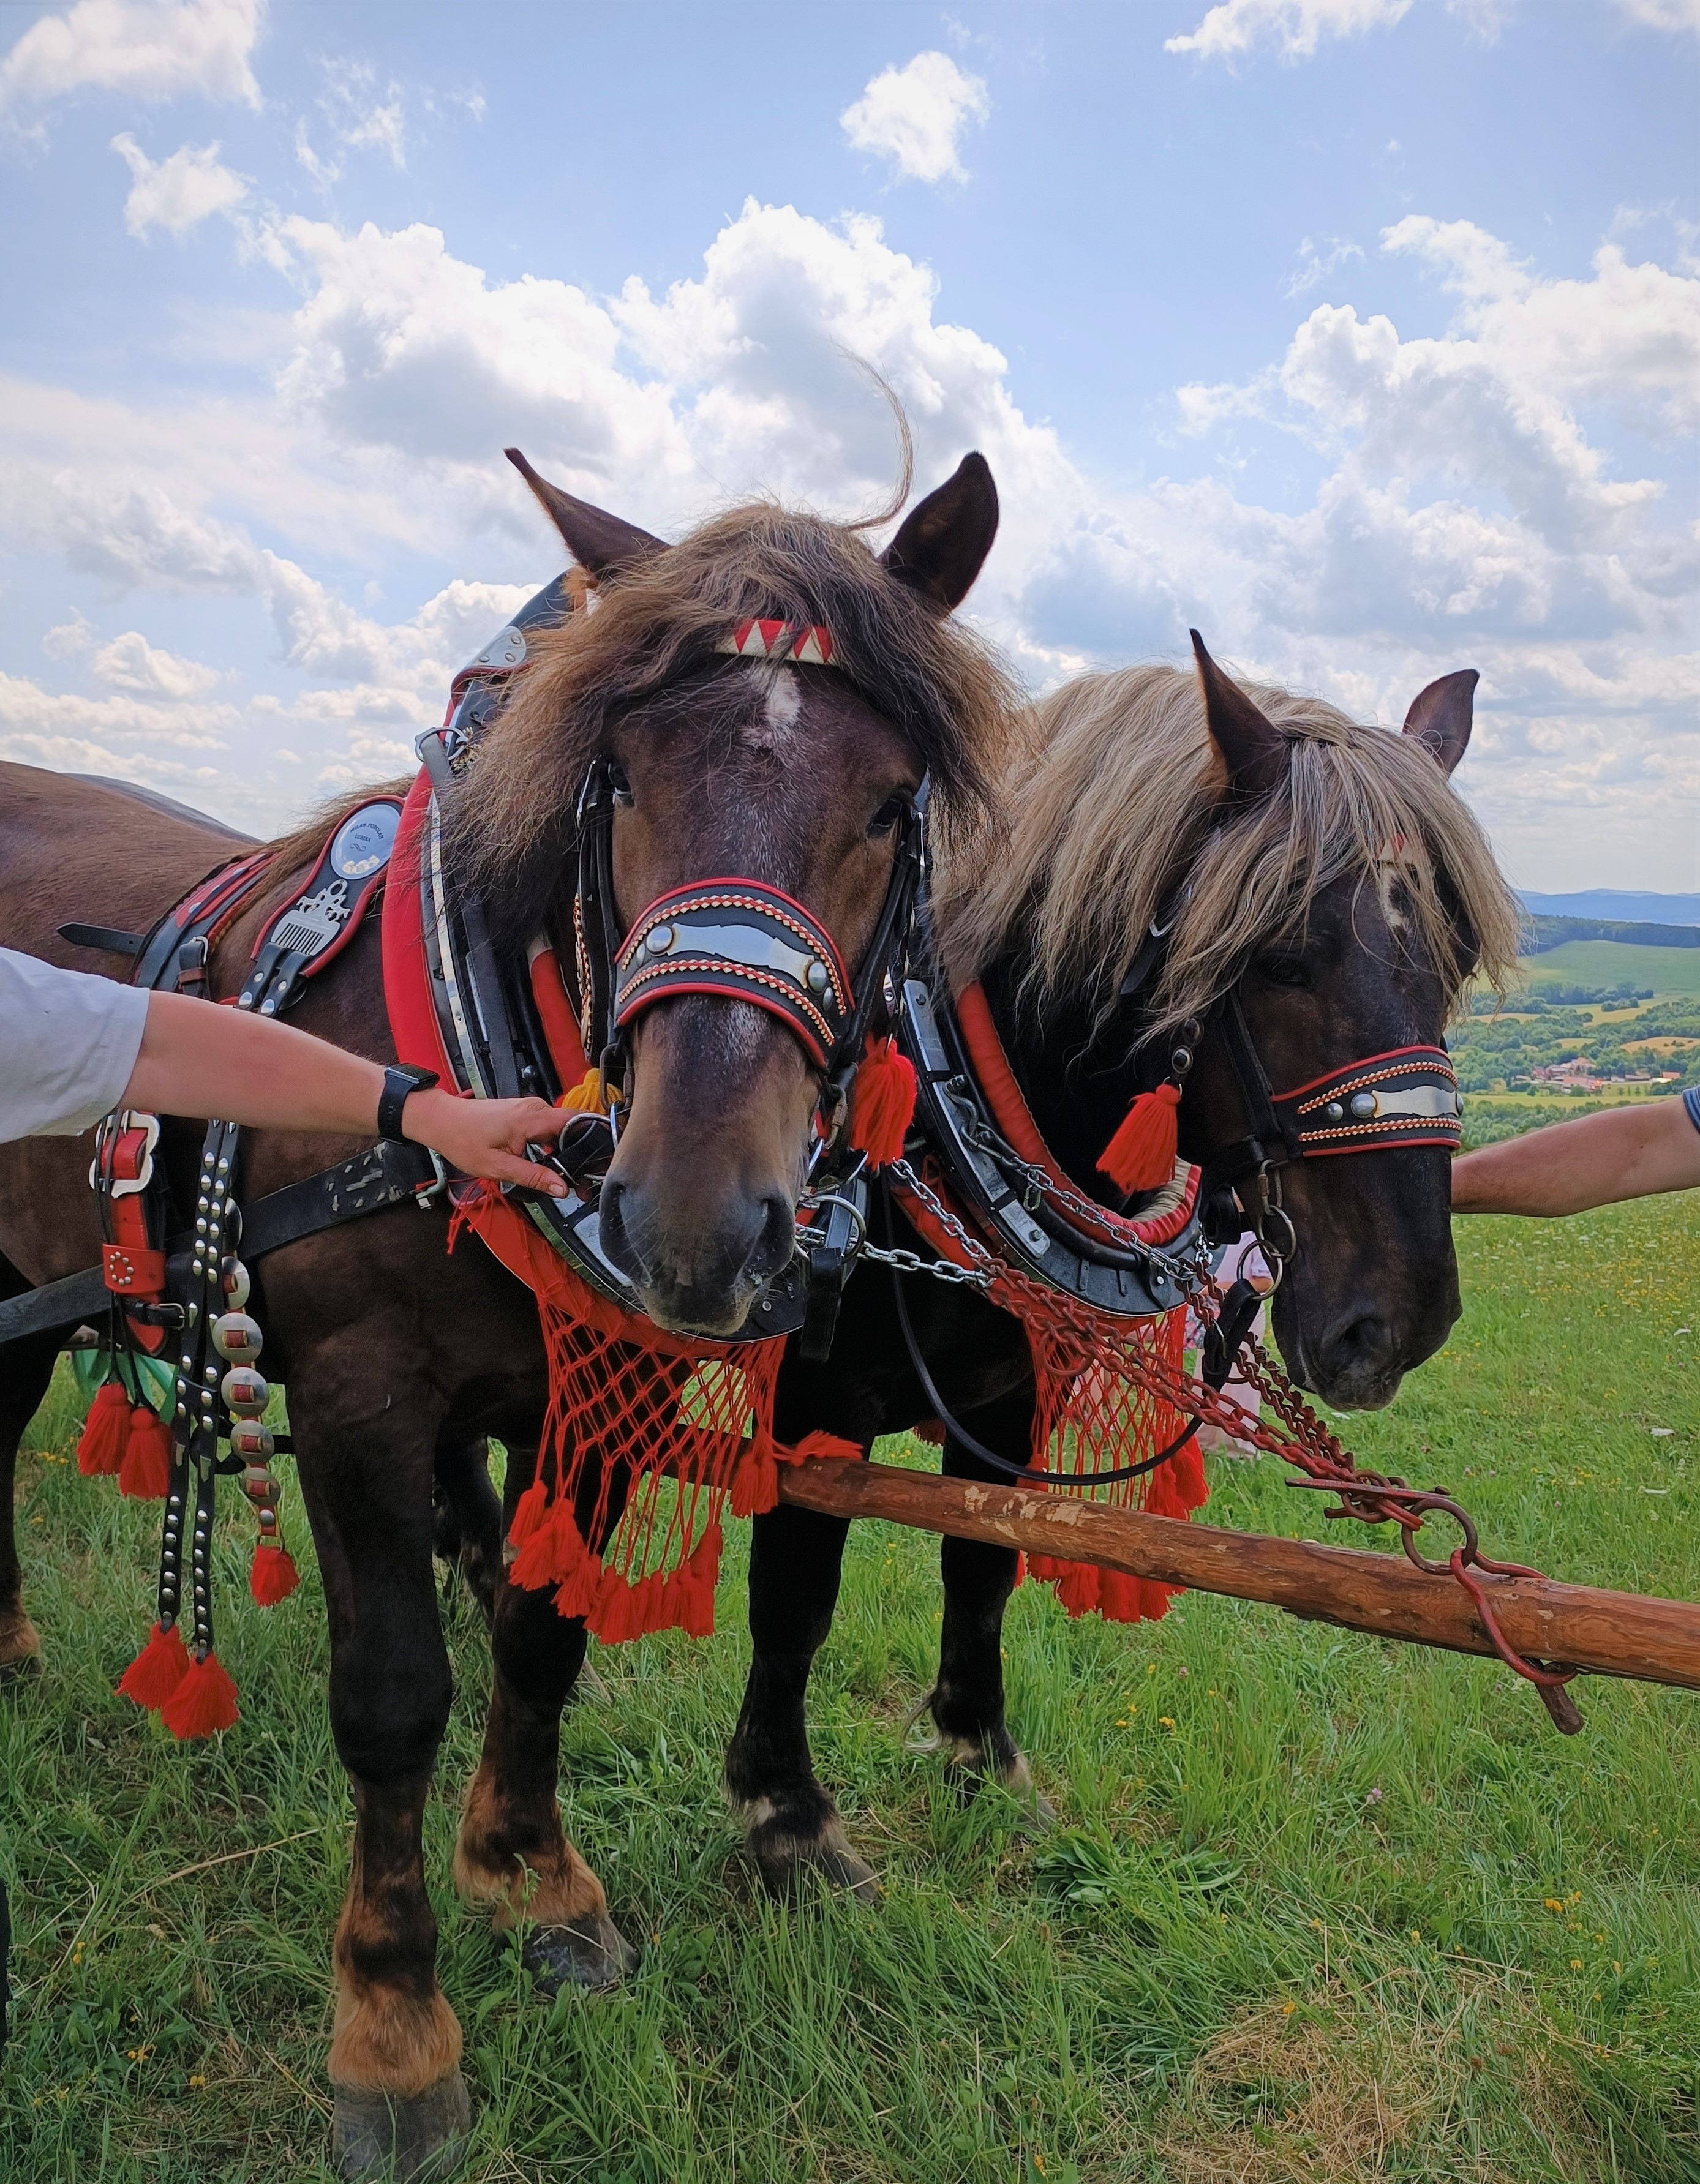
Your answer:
0,947 -> 151,1143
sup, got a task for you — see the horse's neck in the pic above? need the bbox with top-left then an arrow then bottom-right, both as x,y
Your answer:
975,951 -> 1141,1206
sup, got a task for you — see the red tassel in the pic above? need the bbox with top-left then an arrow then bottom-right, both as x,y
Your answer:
590,1567 -> 640,1643
1097,1083 -> 1181,1196
778,1431 -> 863,1465
675,1521 -> 721,1638
510,1497 -> 583,1593
116,1621 -> 190,1711
730,1429 -> 779,1519
118,1406 -> 173,1500
508,1477 -> 549,1547
160,1651 -> 240,1739
249,1542 -> 300,1605
76,1381 -> 130,1478
847,1037 -> 917,1169
552,1544 -> 603,1622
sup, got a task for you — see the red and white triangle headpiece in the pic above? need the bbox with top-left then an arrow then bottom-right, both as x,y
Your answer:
716,619 -> 835,668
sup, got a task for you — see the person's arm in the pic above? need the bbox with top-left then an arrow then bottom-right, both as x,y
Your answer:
124,989 -> 573,1196
1450,1095 -> 1700,1217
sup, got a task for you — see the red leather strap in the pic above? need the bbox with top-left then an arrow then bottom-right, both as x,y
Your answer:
953,983 -> 1198,1250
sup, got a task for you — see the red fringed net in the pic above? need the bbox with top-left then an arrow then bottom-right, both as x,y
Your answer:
451,1190 -> 857,1644
899,1166 -> 1209,1628
1020,1306 -> 1206,1625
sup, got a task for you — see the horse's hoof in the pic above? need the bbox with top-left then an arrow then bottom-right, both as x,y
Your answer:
743,1813 -> 881,1903
520,1911 -> 639,1992
0,1615 -> 42,1683
942,1739 -> 1056,1829
331,2070 -> 470,2182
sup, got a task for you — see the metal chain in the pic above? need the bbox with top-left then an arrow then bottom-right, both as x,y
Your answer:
888,1155 -> 1581,1719
949,1103 -> 1213,1298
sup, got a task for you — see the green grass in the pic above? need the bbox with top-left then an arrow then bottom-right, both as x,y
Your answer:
4,1199 -> 1698,2181
1522,942 -> 1700,1000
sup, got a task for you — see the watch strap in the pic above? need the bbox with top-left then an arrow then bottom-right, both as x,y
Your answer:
377,1064 -> 439,1141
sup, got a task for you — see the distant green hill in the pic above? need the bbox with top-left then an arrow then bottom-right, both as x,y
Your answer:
1521,913 -> 1700,953
1518,940 -> 1700,1000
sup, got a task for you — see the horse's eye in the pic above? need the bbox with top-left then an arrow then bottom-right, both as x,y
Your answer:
868,794 -> 907,836
1256,956 -> 1309,990
607,762 -> 634,806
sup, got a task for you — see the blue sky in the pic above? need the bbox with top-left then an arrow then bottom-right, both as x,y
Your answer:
1,0 -> 1694,889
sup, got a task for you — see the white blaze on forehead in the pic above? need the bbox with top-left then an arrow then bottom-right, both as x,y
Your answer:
743,662 -> 803,752
1372,830 -> 1427,931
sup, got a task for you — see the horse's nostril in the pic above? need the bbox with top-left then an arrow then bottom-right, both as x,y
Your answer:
750,1193 -> 795,1280
597,1179 -> 641,1278
1323,1315 -> 1398,1380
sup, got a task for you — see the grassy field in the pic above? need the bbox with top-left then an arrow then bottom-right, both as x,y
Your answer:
1521,943 -> 1700,1000
2,1198 -> 1697,2182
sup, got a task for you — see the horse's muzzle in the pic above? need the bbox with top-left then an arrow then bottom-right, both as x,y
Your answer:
597,1175 -> 796,1337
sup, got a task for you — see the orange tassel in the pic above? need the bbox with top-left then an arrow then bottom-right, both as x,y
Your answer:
559,1068 -> 610,1114
118,1406 -> 173,1500
846,1037 -> 917,1169
249,1542 -> 300,1605
160,1650 -> 239,1739
116,1621 -> 190,1711
76,1380 -> 130,1477
1096,1082 -> 1181,1196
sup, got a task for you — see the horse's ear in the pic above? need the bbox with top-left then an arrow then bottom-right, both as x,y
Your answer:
880,452 -> 999,612
1402,668 -> 1476,775
505,448 -> 666,578
1191,630 -> 1290,801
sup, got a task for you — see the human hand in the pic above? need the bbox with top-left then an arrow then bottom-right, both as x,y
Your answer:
401,1087 -> 574,1196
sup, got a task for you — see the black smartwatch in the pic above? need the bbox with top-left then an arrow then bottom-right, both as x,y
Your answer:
377,1064 -> 440,1141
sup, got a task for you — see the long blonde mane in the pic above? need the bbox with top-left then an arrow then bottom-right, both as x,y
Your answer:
940,661 -> 1519,1032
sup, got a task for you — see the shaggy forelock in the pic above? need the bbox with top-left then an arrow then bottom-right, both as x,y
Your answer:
940,662 -> 1520,1032
444,501 -> 1018,944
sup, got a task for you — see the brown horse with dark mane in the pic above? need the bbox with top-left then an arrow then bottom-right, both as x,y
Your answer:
0,448 -> 1009,2175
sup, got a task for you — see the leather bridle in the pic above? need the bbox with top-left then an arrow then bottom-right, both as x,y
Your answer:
1119,886 -> 1465,1290
573,753 -> 929,1144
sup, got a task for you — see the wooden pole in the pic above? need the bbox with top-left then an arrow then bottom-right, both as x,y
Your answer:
776,1460 -> 1700,1693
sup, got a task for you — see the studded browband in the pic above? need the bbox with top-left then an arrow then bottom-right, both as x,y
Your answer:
1269,1046 -> 1462,1157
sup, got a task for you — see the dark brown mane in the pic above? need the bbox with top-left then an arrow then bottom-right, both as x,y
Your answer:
445,501 -> 1017,951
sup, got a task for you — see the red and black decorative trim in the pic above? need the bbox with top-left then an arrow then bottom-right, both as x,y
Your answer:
613,879 -> 854,1071
1271,1045 -> 1462,1158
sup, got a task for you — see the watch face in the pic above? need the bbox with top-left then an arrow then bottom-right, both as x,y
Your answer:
330,801 -> 401,881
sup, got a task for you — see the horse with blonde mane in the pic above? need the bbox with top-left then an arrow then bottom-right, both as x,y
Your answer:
716,636 -> 1519,1893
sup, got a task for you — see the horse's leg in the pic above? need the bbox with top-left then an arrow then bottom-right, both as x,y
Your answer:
0,1278 -> 59,1676
431,1432 -> 503,1631
453,1435 -> 637,1989
724,1495 -> 878,1898
288,1360 -> 469,2183
927,1388 -> 1051,1812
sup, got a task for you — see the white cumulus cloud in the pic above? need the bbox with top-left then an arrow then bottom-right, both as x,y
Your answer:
4,194 -> 1694,875
1165,0 -> 1412,61
92,629 -> 222,695
0,0 -> 263,112
111,134 -> 249,237
840,51 -> 988,184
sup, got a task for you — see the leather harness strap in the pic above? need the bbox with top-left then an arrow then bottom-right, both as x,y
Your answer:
0,1139 -> 442,1349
